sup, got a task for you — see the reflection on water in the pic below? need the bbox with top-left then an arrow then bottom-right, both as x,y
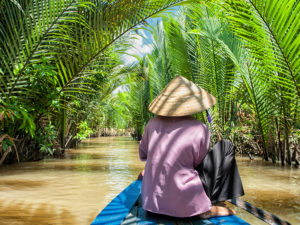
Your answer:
236,158 -> 300,224
0,137 -> 299,224
0,137 -> 144,225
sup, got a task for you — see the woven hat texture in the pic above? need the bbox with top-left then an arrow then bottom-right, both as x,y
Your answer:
148,76 -> 216,116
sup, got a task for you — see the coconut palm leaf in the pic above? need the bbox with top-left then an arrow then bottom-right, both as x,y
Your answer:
181,5 -> 243,136
147,21 -> 172,100
163,16 -> 194,81
242,61 -> 278,159
0,0 -> 184,107
218,0 -> 300,160
222,0 -> 300,101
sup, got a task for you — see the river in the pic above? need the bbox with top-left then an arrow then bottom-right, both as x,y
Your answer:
0,136 -> 299,224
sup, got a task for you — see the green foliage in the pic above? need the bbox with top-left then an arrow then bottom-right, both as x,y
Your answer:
74,121 -> 93,141
1,137 -> 13,152
35,122 -> 57,155
0,0 -> 184,104
0,0 -> 185,163
0,0 -> 299,165
117,1 -> 299,164
217,0 -> 300,162
28,58 -> 60,108
0,99 -> 36,137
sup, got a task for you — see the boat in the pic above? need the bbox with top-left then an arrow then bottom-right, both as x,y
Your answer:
91,180 -> 250,225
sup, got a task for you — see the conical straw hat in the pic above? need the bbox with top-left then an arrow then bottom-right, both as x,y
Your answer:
149,76 -> 216,117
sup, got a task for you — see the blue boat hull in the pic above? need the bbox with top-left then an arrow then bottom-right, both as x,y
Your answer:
91,180 -> 249,225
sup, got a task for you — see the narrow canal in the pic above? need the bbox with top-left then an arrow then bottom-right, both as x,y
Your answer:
0,137 -> 299,224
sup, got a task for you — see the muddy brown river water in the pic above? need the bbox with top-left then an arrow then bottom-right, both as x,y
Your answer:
0,137 -> 299,224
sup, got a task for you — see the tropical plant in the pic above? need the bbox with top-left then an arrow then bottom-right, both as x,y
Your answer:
119,57 -> 152,140
74,121 -> 93,141
1,0 -> 299,166
217,0 -> 300,164
35,122 -> 57,155
123,1 -> 300,165
0,0 -> 186,164
185,4 -> 243,138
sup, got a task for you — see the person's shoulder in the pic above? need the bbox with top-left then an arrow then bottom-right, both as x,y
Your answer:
150,116 -> 171,123
148,116 -> 160,124
186,117 -> 209,130
144,116 -> 160,128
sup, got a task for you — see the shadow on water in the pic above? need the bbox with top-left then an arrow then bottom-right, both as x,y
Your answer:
0,179 -> 46,189
0,162 -> 143,176
0,200 -> 77,225
235,158 -> 300,224
0,136 -> 299,225
0,136 -> 146,225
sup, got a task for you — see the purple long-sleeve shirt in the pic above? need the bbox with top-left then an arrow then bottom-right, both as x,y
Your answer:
139,116 -> 212,217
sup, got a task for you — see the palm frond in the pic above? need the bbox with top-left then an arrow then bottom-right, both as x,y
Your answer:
185,4 -> 243,134
223,0 -> 300,99
0,0 -> 183,102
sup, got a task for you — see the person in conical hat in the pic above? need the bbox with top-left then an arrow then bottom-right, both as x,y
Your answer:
138,76 -> 244,219
148,75 -> 216,117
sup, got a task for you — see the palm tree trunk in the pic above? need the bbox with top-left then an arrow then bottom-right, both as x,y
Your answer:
275,117 -> 283,165
284,119 -> 291,165
60,96 -> 66,149
268,132 -> 276,163
246,63 -> 268,161
0,147 -> 11,165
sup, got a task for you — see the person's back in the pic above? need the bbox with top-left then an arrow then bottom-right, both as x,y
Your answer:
139,116 -> 211,217
138,76 -> 243,219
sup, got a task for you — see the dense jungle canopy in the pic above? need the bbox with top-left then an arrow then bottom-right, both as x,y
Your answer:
0,0 -> 299,166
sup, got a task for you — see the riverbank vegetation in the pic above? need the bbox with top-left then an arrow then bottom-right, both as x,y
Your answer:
1,0 -> 299,166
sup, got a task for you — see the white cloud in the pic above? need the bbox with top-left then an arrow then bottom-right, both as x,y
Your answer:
120,30 -> 153,65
